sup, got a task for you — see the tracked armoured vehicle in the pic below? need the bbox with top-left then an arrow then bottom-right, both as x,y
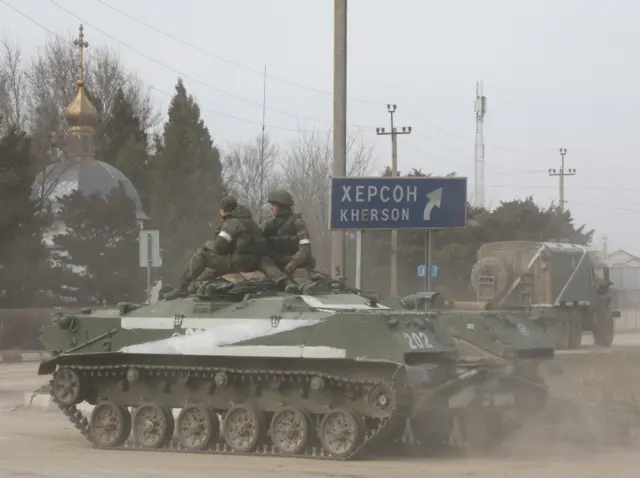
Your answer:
470,240 -> 620,349
382,291 -> 556,448
38,271 -> 554,459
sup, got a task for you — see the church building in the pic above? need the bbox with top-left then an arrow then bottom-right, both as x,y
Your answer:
32,24 -> 148,228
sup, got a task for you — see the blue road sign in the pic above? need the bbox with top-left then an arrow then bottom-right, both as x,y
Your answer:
330,176 -> 467,230
418,265 -> 438,277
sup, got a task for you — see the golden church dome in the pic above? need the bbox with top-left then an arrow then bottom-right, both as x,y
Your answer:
65,85 -> 98,126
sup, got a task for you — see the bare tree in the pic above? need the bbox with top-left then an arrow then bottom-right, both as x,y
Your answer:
85,46 -> 160,136
25,35 -> 160,208
0,37 -> 28,132
27,36 -> 159,158
222,132 -> 283,220
280,128 -> 376,270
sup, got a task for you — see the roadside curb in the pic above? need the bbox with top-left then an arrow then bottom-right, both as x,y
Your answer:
0,351 -> 50,364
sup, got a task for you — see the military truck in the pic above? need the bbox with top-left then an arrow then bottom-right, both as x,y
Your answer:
469,241 -> 620,349
37,271 -> 554,459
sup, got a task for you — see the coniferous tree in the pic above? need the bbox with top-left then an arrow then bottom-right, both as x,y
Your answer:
0,125 -> 52,307
98,87 -> 150,208
49,185 -> 141,304
148,78 -> 223,282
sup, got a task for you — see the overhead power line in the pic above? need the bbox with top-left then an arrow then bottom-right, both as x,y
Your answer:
47,0 -> 362,127
1,0 -> 591,171
91,0 -> 557,154
93,0 -> 378,105
0,0 -> 350,133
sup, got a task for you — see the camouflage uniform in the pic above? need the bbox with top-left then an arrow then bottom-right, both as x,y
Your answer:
262,189 -> 316,278
163,197 -> 267,299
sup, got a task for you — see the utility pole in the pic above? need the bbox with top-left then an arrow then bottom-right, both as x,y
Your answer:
548,148 -> 575,211
331,0 -> 348,281
376,104 -> 412,296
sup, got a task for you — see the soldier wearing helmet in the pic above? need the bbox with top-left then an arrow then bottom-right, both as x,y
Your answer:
163,196 -> 267,300
261,188 -> 316,277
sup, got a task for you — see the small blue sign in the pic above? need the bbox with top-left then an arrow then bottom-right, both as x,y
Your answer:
330,176 -> 467,230
418,265 -> 438,277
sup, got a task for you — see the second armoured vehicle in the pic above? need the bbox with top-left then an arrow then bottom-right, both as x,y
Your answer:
382,291 -> 557,448
38,271 -> 554,460
469,240 -> 620,349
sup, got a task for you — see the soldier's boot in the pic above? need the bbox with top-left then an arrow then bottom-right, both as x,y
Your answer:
162,280 -> 190,300
284,281 -> 301,294
276,277 -> 300,294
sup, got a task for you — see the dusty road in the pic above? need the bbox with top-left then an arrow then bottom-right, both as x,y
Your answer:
2,362 -> 640,477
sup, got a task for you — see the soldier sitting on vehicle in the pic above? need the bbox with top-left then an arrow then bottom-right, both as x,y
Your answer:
163,196 -> 268,300
261,188 -> 316,279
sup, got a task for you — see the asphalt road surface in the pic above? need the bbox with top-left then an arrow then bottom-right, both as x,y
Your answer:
2,362 -> 640,478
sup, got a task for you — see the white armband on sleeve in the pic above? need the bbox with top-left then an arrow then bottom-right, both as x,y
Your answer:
299,239 -> 310,245
218,230 -> 233,242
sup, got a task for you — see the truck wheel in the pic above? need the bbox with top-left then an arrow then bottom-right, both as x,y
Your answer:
593,314 -> 614,347
567,315 -> 583,350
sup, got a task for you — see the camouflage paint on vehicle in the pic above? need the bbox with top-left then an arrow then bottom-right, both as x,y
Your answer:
37,271 -> 552,460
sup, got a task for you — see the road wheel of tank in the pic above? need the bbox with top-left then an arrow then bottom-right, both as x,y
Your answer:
89,401 -> 131,448
175,404 -> 220,451
593,314 -> 615,347
222,404 -> 266,453
269,406 -> 312,455
567,314 -> 583,349
51,368 -> 87,406
367,383 -> 396,418
132,402 -> 175,449
319,407 -> 365,458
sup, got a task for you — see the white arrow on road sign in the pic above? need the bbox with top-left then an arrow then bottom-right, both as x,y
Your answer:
423,187 -> 443,221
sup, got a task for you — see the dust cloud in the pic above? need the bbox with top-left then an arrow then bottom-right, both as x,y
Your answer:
476,346 -> 640,462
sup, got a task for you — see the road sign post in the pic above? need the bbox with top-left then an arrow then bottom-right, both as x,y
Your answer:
425,230 -> 431,292
330,176 -> 467,295
355,230 -> 363,289
139,230 -> 162,304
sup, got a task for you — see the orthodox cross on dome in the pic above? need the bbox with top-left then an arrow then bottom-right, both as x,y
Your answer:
73,24 -> 89,86
65,24 -> 98,159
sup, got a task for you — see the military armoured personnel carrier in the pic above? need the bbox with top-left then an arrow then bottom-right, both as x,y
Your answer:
469,240 -> 620,349
38,271 -> 554,459
381,291 -> 556,449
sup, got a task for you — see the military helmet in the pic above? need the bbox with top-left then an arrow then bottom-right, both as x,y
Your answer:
219,196 -> 238,213
268,188 -> 294,206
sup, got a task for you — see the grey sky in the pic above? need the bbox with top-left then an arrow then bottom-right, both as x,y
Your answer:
1,0 -> 638,255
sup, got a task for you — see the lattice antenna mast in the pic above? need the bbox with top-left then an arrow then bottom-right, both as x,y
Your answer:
474,81 -> 487,208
